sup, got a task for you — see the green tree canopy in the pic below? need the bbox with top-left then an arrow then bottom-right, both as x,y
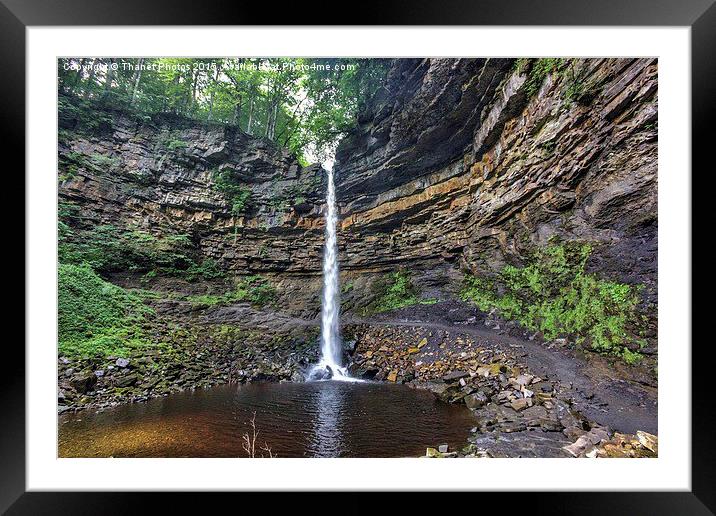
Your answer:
58,57 -> 390,164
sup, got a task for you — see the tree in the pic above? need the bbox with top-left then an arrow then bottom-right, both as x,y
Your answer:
58,57 -> 391,164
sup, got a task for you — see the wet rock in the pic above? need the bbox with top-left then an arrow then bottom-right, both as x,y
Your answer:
443,370 -> 470,383
513,374 -> 533,387
538,419 -> 564,432
500,421 -> 527,433
510,398 -> 532,411
562,435 -> 592,457
115,374 -> 139,388
464,391 -> 489,410
342,340 -> 358,354
563,426 -> 587,441
356,366 -> 380,380
423,381 -> 462,403
116,358 -> 130,368
306,366 -> 333,381
586,427 -> 610,445
522,405 -> 548,420
70,373 -> 97,394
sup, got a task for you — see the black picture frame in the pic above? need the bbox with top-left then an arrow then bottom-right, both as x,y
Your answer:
5,0 -> 712,513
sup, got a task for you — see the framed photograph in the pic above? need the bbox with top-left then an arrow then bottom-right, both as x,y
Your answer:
8,0 -> 712,512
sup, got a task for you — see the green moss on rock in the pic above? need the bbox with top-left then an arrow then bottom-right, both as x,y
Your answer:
460,242 -> 646,362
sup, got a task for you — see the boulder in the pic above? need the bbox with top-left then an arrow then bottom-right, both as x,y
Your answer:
636,431 -> 658,454
443,370 -> 469,383
522,405 -> 548,420
70,373 -> 97,394
562,435 -> 592,457
464,391 -> 489,410
425,447 -> 441,458
510,398 -> 531,411
342,340 -> 358,354
115,374 -> 139,388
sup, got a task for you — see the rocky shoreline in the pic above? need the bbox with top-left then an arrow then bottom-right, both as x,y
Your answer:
59,297 -> 657,459
58,295 -> 320,413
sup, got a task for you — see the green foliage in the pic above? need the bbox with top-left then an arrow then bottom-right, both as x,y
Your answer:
58,221 -> 224,281
88,153 -> 121,173
364,270 -> 437,314
212,169 -> 252,216
186,275 -> 276,308
58,57 -> 391,163
58,94 -> 114,133
515,58 -> 601,106
460,242 -> 645,362
59,150 -> 120,179
183,259 -> 225,281
157,132 -> 188,152
561,61 -> 601,105
522,58 -> 564,97
58,264 -> 152,357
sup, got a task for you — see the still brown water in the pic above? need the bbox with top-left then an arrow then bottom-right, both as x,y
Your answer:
58,381 -> 476,457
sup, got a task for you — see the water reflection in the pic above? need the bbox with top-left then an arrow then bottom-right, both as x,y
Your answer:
311,382 -> 345,457
58,382 -> 476,458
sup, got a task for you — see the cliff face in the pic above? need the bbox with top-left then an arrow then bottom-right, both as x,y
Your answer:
59,100 -> 334,314
59,57 -> 657,313
335,58 -> 657,300
59,104 -> 327,275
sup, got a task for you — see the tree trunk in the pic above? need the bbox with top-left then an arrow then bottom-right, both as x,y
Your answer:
264,77 -> 274,138
70,58 -> 86,94
103,58 -> 115,96
130,58 -> 144,106
188,67 -> 199,114
246,94 -> 255,134
207,66 -> 220,121
232,94 -> 242,127
83,59 -> 98,99
172,73 -> 180,113
267,100 -> 278,140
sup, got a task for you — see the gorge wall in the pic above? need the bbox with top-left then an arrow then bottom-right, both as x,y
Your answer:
59,101 -> 329,315
58,57 -> 658,315
335,58 -> 657,304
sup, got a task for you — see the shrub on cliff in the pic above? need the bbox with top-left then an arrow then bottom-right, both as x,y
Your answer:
212,169 -> 252,216
187,275 -> 276,308
460,242 -> 646,363
58,264 -> 153,357
364,270 -> 437,315
59,221 -> 224,281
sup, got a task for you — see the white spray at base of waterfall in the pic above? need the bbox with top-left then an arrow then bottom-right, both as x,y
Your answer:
307,166 -> 359,382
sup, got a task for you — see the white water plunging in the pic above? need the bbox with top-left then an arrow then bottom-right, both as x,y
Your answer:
307,166 -> 356,382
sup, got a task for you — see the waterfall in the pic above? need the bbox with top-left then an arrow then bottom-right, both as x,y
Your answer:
307,166 -> 353,381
